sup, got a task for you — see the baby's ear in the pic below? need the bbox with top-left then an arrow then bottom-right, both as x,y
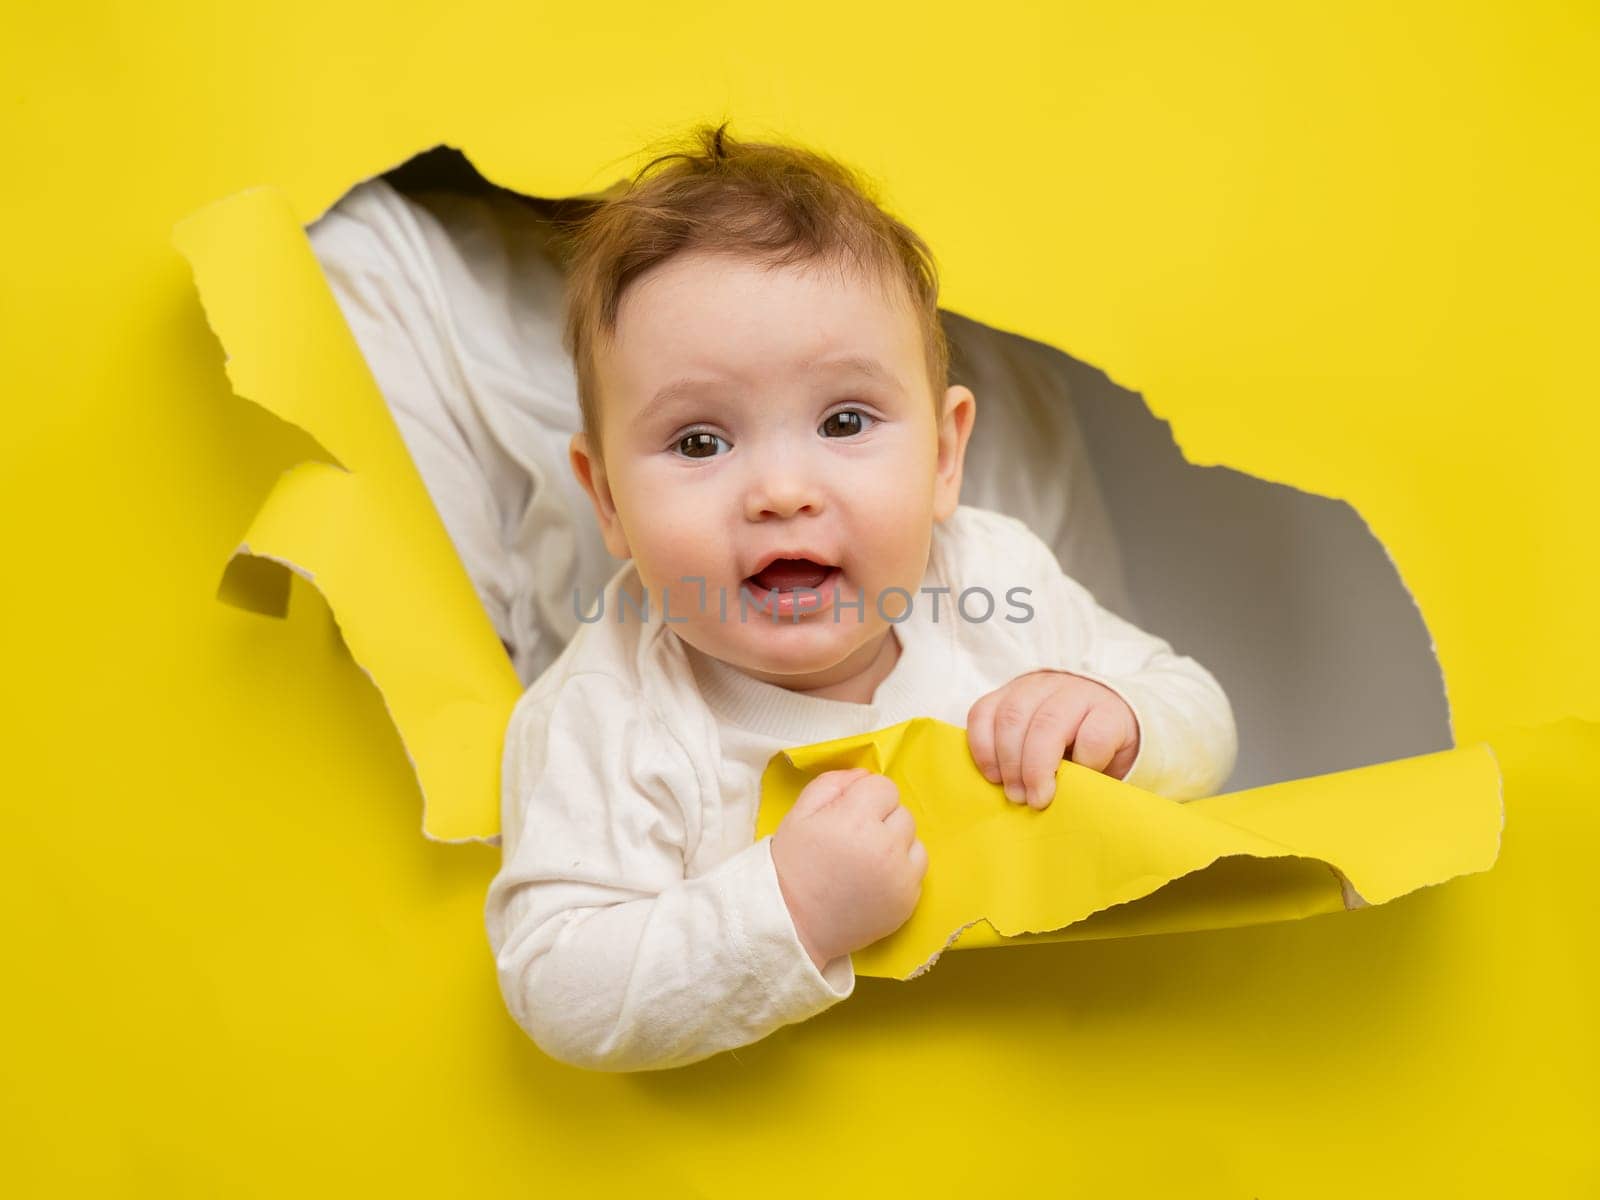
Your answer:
933,384 -> 976,521
569,432 -> 632,559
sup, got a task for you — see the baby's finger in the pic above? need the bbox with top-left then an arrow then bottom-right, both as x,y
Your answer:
842,771 -> 901,821
792,767 -> 871,816
1020,698 -> 1088,808
992,675 -> 1056,804
965,690 -> 1002,783
881,802 -> 917,847
1106,736 -> 1140,782
907,838 -> 929,879
1068,706 -> 1124,774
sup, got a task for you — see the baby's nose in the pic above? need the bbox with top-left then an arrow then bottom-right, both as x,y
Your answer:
743,458 -> 824,520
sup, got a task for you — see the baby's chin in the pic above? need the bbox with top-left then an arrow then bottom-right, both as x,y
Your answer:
691,619 -> 875,686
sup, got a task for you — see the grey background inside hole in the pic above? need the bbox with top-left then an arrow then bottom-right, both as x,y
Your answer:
947,308 -> 1452,791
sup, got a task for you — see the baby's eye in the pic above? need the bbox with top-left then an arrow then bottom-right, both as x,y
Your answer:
820,409 -> 873,438
674,430 -> 730,459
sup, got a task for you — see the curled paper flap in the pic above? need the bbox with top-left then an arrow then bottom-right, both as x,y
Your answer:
174,186 -> 522,842
758,718 -> 1503,979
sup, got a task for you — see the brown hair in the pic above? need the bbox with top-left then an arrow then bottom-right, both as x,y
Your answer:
559,123 -> 949,451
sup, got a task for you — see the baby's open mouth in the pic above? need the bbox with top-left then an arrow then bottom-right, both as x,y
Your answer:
741,558 -> 842,618
745,558 -> 835,592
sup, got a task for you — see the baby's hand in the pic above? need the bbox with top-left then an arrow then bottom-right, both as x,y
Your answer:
771,768 -> 927,970
966,670 -> 1140,808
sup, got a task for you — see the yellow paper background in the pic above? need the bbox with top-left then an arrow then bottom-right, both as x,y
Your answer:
4,1 -> 1597,1194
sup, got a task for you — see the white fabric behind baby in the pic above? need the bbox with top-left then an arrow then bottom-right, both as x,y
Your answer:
307,176 -> 1132,686
943,311 -> 1133,620
308,179 -> 611,685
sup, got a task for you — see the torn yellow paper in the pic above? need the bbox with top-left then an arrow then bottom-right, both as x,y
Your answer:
757,718 -> 1503,979
173,187 -> 523,842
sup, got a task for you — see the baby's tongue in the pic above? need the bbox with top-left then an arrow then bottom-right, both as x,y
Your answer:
749,558 -> 832,591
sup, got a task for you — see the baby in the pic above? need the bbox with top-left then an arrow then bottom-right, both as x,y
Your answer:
484,126 -> 1237,1072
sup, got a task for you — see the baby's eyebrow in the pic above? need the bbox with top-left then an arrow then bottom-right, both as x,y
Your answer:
801,353 -> 903,393
635,355 -> 903,428
635,376 -> 736,427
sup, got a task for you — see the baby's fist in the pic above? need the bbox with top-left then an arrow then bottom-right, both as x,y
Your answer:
966,670 -> 1140,808
771,768 -> 927,969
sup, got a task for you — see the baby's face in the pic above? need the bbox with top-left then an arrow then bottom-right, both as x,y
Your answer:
574,249 -> 973,690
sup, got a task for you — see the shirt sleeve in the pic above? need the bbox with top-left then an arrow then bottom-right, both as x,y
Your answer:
484,672 -> 854,1072
995,510 -> 1238,799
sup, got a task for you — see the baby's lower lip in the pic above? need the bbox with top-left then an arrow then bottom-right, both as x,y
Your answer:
740,567 -> 843,618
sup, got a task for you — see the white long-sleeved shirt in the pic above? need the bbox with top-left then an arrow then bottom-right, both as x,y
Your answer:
484,504 -> 1236,1072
